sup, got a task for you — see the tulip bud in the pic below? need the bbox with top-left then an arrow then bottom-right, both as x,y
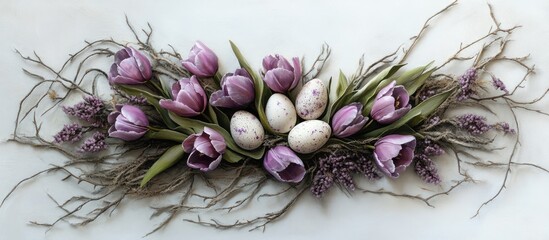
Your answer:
331,103 -> 368,138
373,134 -> 416,178
159,76 -> 207,117
183,127 -> 226,171
371,80 -> 412,124
108,105 -> 149,141
263,146 -> 306,183
210,69 -> 255,109
262,54 -> 301,93
108,47 -> 152,85
181,41 -> 218,78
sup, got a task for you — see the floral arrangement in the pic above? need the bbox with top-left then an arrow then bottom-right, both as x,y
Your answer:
4,1 -> 548,235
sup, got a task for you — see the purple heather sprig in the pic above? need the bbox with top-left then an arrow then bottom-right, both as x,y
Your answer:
63,96 -> 107,127
414,154 -> 441,184
413,138 -> 444,184
457,68 -> 479,101
80,132 -> 107,152
495,122 -> 516,134
311,152 -> 381,198
419,139 -> 445,156
456,114 -> 492,135
53,123 -> 83,143
491,77 -> 509,94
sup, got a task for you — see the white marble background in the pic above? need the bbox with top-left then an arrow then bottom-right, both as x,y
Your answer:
1,0 -> 549,239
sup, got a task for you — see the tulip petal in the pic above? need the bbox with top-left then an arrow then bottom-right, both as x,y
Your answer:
118,58 -> 143,81
375,142 -> 402,161
277,163 -> 306,183
210,90 -> 240,108
225,76 -> 254,105
130,47 -> 152,80
120,105 -> 149,126
291,57 -> 302,90
278,56 -> 293,71
264,68 -> 294,93
187,151 -> 220,172
336,117 -> 367,138
182,135 -> 198,153
376,80 -> 397,100
195,52 -> 218,77
194,136 -> 218,158
379,134 -> 416,146
392,86 -> 410,107
109,129 -> 145,141
371,96 -> 396,120
114,48 -> 131,65
159,99 -> 200,117
262,55 -> 279,71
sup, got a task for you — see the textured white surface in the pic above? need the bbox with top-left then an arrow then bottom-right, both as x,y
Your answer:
1,0 -> 549,239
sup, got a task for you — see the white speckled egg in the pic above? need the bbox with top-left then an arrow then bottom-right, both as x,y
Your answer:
265,93 -> 297,133
230,110 -> 264,150
295,79 -> 328,120
288,120 -> 331,154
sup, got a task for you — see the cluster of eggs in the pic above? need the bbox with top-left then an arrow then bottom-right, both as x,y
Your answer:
229,79 -> 331,154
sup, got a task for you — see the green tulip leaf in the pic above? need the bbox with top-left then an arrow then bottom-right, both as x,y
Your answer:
144,129 -> 187,142
336,70 -> 349,97
404,67 -> 436,96
395,62 -> 433,86
169,112 -> 265,160
223,149 -> 245,163
140,145 -> 185,187
350,64 -> 405,103
229,41 -> 275,134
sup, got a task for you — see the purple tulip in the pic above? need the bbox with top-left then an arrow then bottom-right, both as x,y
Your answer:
373,134 -> 416,178
108,47 -> 152,85
263,146 -> 306,183
332,103 -> 368,138
210,68 -> 255,109
181,41 -> 219,78
108,105 -> 149,141
183,127 -> 226,171
371,80 -> 412,124
262,54 -> 301,93
159,76 -> 207,117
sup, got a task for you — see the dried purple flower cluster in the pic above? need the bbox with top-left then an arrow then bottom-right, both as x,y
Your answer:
491,77 -> 509,94
80,132 -> 107,152
414,155 -> 441,184
128,95 -> 148,105
63,96 -> 107,127
494,122 -> 516,134
457,68 -> 478,101
456,114 -> 491,135
53,123 -> 83,143
311,151 -> 381,198
418,86 -> 438,101
413,139 -> 444,184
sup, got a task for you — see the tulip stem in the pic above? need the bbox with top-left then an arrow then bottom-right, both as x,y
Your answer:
214,72 -> 223,84
201,113 -> 213,123
149,78 -> 168,98
366,145 -> 375,150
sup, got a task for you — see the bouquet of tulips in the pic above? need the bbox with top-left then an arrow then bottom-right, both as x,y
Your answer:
5,2 -> 547,233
